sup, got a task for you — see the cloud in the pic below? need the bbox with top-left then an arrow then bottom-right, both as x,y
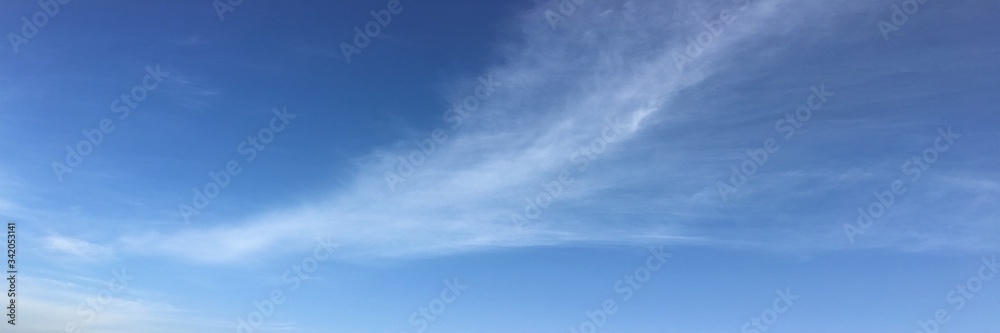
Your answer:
16,274 -> 228,333
119,0 -> 997,264
44,235 -> 114,260
116,0 -> 775,262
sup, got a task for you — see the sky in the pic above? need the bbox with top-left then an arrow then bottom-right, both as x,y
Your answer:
0,0 -> 998,332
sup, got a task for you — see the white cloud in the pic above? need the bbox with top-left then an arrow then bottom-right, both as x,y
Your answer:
116,0 -> 812,263
44,235 -> 114,260
17,274 -> 228,333
117,0 -> 997,264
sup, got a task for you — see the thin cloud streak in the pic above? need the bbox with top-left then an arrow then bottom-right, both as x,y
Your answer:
117,0 -> 996,264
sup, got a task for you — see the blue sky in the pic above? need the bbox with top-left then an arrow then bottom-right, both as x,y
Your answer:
1,0 -> 999,332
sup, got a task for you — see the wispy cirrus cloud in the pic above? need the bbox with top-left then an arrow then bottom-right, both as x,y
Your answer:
17,274 -> 231,333
110,0 -> 998,264
44,234 -> 114,260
